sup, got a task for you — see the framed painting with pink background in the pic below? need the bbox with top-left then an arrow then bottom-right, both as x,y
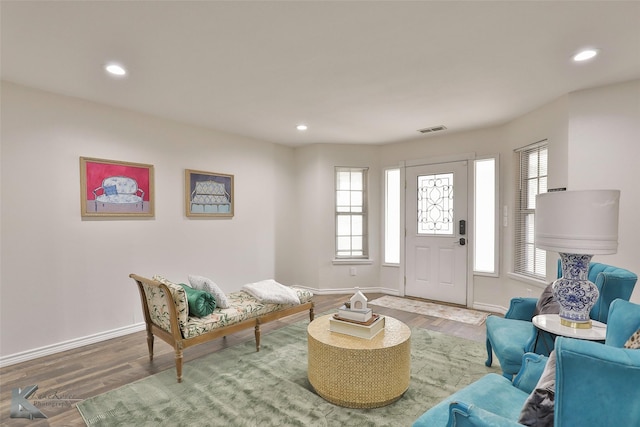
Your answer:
80,157 -> 154,217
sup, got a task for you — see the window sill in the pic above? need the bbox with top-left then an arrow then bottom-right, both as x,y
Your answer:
507,272 -> 549,288
332,259 -> 373,266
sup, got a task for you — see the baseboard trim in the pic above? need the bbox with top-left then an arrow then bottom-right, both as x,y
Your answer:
306,286 -> 400,296
473,302 -> 507,315
0,322 -> 146,368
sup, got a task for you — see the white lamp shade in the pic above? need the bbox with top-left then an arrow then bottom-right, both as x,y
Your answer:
535,190 -> 620,254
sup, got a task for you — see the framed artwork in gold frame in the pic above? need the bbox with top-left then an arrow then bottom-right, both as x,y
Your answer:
185,169 -> 234,218
80,157 -> 154,218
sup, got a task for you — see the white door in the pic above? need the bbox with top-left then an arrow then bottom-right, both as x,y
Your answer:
405,161 -> 468,305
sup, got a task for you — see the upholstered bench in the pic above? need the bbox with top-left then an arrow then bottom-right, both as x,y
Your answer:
130,273 -> 314,382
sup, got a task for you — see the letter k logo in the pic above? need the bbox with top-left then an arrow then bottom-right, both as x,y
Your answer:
11,385 -> 47,419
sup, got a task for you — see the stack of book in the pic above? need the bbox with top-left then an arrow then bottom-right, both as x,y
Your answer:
337,304 -> 372,322
329,312 -> 385,339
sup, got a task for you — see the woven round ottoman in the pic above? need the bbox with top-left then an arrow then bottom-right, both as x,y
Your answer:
307,314 -> 411,408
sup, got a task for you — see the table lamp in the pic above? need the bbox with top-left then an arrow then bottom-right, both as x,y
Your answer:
535,189 -> 620,328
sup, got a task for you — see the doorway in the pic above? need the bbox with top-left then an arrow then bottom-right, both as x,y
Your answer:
405,161 -> 468,305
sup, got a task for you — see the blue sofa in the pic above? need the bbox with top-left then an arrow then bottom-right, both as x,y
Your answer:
413,299 -> 640,426
485,262 -> 637,378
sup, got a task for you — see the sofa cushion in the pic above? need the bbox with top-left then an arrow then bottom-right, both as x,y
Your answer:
518,350 -> 556,427
181,288 -> 313,339
104,184 -> 117,196
412,373 -> 530,427
188,274 -> 230,308
152,275 -> 188,332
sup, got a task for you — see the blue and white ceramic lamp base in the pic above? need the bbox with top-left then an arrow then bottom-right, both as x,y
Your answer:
552,253 -> 599,329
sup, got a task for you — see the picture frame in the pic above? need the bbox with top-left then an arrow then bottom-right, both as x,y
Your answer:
185,169 -> 234,218
80,157 -> 155,218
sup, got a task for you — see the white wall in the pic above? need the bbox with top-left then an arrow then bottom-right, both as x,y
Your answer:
567,79 -> 640,302
293,143 -> 384,293
2,78 -> 638,363
0,82 -> 296,359
502,95 -> 570,286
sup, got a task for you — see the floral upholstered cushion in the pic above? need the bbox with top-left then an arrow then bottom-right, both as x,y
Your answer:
151,275 -> 188,332
181,288 -> 313,339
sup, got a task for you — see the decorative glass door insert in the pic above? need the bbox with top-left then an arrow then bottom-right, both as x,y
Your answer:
417,173 -> 454,235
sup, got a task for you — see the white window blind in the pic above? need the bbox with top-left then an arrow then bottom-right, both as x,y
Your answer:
514,141 -> 548,279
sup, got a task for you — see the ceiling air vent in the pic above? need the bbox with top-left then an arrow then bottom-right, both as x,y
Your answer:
417,125 -> 447,134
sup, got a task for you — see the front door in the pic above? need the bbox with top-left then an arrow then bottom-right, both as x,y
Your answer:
405,161 -> 468,305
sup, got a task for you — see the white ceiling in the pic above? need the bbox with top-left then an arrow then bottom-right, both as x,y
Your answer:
2,1 -> 639,147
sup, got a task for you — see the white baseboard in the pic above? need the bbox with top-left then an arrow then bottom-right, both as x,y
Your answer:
473,302 -> 507,315
0,322 -> 146,368
306,286 -> 400,296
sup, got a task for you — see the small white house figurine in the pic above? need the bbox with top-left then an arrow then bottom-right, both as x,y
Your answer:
350,288 -> 368,311
337,288 -> 373,322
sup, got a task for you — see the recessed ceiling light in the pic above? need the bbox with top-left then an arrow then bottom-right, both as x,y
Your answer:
296,124 -> 308,131
105,63 -> 127,76
573,49 -> 598,62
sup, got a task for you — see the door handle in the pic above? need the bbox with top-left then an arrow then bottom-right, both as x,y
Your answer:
458,238 -> 466,246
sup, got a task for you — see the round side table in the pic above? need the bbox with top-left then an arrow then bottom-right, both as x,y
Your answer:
532,314 -> 606,341
307,314 -> 411,408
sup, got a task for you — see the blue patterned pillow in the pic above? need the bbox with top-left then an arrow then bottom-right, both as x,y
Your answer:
104,185 -> 117,196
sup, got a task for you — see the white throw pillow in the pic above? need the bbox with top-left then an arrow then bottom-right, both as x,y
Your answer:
188,275 -> 230,309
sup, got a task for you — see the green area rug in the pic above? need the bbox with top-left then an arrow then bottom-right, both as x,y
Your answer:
77,319 -> 499,426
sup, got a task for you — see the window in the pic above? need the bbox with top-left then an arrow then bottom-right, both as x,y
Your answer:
335,167 -> 368,259
474,157 -> 498,274
384,168 -> 400,264
514,141 -> 548,279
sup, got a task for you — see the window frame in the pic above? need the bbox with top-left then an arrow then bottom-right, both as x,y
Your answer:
513,140 -> 548,281
473,155 -> 499,276
334,166 -> 369,260
383,167 -> 401,265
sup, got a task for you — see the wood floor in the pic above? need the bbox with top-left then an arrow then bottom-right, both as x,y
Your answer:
0,293 -> 492,427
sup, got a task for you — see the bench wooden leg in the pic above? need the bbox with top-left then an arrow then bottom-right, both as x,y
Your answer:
175,346 -> 184,383
309,306 -> 315,321
255,323 -> 261,352
146,330 -> 154,361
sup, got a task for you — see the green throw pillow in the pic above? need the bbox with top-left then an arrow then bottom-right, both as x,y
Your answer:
179,284 -> 216,317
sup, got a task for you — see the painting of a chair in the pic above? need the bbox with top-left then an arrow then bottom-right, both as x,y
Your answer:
80,156 -> 154,217
93,176 -> 144,211
190,180 -> 231,213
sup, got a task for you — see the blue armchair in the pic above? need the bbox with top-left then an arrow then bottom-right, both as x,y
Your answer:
485,262 -> 636,378
413,298 -> 640,426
